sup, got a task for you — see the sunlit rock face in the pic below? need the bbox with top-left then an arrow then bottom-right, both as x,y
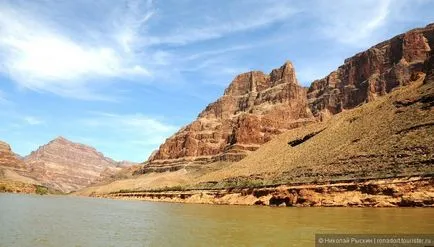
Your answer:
142,23 -> 434,173
0,140 -> 26,169
24,137 -> 121,193
307,24 -> 434,119
145,61 -> 315,172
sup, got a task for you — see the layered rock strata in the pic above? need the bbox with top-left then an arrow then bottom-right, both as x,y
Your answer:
24,137 -> 121,193
143,23 -> 434,173
0,141 -> 26,169
144,62 -> 315,172
307,23 -> 434,119
0,141 -> 26,171
102,177 -> 434,207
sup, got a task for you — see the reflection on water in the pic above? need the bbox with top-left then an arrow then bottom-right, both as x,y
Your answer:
0,193 -> 433,247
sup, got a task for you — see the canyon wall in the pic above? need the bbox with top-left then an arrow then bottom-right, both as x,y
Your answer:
142,23 -> 434,173
144,62 -> 316,172
308,23 -> 434,119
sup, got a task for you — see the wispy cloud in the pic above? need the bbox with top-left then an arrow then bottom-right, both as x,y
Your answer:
0,0 -> 153,99
83,112 -> 176,138
184,45 -> 256,61
23,116 -> 44,125
145,1 -> 298,46
78,112 -> 178,161
0,0 -> 428,103
0,90 -> 9,104
311,0 -> 392,46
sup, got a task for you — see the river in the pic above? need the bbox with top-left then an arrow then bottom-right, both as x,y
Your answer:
0,193 -> 433,246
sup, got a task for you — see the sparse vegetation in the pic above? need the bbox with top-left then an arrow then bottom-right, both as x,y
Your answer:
198,78 -> 434,186
0,180 -> 36,193
35,185 -> 49,195
81,78 -> 434,196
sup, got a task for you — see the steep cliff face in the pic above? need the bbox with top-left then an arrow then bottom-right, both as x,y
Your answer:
24,137 -> 120,193
146,62 -> 315,172
307,24 -> 434,119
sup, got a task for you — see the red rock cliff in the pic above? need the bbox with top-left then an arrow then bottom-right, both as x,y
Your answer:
143,23 -> 434,173
145,62 -> 315,172
307,24 -> 434,119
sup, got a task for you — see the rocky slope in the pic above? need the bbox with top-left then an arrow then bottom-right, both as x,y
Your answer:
0,141 -> 25,170
86,73 -> 434,207
199,74 -> 433,185
79,24 -> 433,208
143,23 -> 434,174
0,140 -> 43,193
24,137 -> 121,193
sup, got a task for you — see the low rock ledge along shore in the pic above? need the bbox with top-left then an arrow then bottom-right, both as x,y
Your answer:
91,176 -> 434,207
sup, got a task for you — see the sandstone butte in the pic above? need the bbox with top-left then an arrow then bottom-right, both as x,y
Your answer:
142,23 -> 434,174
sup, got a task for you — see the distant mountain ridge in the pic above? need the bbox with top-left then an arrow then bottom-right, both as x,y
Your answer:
23,136 -> 123,193
1,137 -> 136,193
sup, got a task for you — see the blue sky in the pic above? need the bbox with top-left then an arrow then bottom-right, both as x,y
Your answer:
0,0 -> 433,162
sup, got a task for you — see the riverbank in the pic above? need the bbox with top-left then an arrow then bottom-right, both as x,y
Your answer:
0,180 -> 50,195
91,176 -> 434,207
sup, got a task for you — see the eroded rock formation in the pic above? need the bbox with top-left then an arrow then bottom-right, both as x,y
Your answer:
142,23 -> 434,173
0,141 -> 26,169
102,177 -> 434,208
24,137 -> 121,193
307,24 -> 434,119
145,62 -> 315,172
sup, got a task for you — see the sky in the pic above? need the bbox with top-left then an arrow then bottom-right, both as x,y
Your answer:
0,0 -> 433,162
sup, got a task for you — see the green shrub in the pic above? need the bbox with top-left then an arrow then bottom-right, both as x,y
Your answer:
35,185 -> 48,195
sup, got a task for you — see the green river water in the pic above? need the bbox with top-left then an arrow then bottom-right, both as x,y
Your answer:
0,193 -> 432,246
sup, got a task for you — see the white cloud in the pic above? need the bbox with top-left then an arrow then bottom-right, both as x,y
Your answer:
185,44 -> 256,61
312,0 -> 392,45
0,90 -> 8,104
0,0 -> 298,100
85,112 -> 176,135
79,112 -> 178,161
145,1 -> 298,46
23,116 -> 44,125
0,1 -> 153,99
0,0 -> 426,103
